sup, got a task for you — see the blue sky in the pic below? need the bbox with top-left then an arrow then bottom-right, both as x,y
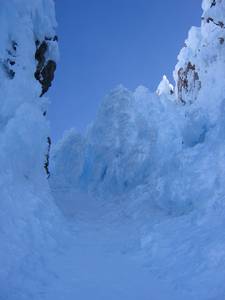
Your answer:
50,0 -> 202,141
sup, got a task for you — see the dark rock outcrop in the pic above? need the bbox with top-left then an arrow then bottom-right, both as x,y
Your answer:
34,38 -> 57,97
177,62 -> 201,104
1,40 -> 17,79
219,37 -> 225,44
211,0 -> 216,7
44,136 -> 51,178
40,60 -> 56,97
34,37 -> 58,176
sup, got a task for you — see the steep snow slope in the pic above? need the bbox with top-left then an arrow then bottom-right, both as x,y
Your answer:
50,0 -> 225,299
0,1 -> 62,299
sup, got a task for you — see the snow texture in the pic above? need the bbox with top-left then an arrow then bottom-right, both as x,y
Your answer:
0,1 -> 63,299
2,0 -> 225,299
50,1 -> 225,299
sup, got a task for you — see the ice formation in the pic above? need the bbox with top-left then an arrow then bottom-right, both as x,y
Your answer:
0,1 -> 62,298
2,0 -> 225,299
51,1 -> 225,299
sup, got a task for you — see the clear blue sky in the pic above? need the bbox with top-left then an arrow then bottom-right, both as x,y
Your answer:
49,0 -> 202,141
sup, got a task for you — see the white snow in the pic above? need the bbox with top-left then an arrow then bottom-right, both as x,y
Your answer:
0,1 -> 62,299
156,75 -> 174,97
2,0 -> 225,299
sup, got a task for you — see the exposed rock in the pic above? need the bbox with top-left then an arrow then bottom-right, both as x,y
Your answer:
34,40 -> 47,81
40,60 -> 56,97
177,62 -> 201,104
34,38 -> 57,175
3,64 -> 15,79
205,16 -> 224,28
211,0 -> 216,7
219,37 -> 225,44
45,35 -> 58,42
34,39 -> 57,97
1,40 -> 17,79
44,136 -> 51,178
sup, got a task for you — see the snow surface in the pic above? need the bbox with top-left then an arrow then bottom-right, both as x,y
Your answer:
2,0 -> 225,299
0,1 -> 63,299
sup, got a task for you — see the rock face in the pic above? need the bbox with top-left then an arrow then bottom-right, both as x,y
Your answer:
177,62 -> 201,104
33,36 -> 58,175
174,0 -> 225,106
34,37 -> 57,97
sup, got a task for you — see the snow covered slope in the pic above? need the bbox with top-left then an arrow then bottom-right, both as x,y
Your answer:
2,0 -> 225,299
0,1 -> 62,299
50,1 -> 225,299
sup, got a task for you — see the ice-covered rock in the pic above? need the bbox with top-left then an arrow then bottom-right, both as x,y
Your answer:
156,75 -> 174,98
174,0 -> 225,108
0,1 -> 61,298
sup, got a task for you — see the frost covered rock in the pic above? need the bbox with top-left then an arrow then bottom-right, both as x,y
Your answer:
156,75 -> 174,98
176,61 -> 201,104
0,1 -> 61,298
174,0 -> 225,107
